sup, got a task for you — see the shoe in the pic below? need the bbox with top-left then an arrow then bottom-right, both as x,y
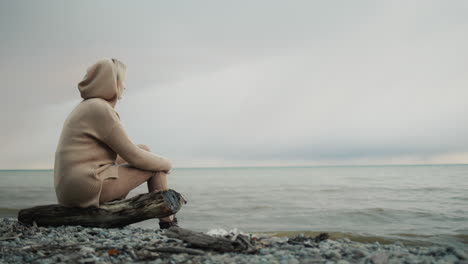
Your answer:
159,216 -> 178,229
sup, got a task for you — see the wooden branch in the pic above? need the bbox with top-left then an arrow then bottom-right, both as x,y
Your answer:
17,189 -> 187,228
164,227 -> 257,253
149,246 -> 205,255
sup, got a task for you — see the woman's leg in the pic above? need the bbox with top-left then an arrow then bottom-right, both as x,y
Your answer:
147,171 -> 173,222
102,144 -> 175,222
99,164 -> 155,203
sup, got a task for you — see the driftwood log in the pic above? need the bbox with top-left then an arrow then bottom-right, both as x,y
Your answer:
164,226 -> 257,253
17,189 -> 187,228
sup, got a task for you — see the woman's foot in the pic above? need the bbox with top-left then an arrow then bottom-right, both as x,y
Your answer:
159,216 -> 178,229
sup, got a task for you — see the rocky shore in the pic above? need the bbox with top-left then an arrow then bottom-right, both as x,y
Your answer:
1,218 -> 467,264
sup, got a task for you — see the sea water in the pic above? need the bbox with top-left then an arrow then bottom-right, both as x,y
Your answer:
1,165 -> 467,247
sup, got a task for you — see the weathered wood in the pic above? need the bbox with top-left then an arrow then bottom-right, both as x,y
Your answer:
17,189 -> 187,228
164,226 -> 257,253
149,246 -> 205,255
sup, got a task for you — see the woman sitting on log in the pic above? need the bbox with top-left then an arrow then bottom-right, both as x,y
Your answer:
53,58 -> 178,229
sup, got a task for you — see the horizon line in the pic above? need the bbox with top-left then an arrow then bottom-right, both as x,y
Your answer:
1,163 -> 467,171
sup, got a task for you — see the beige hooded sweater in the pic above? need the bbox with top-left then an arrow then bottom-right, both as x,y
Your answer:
54,58 -> 171,208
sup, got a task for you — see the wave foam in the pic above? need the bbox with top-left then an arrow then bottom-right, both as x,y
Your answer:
205,227 -> 246,237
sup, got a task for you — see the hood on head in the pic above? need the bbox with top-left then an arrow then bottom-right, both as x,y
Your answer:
78,58 -> 119,101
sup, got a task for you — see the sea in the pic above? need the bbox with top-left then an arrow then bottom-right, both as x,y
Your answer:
1,165 -> 467,248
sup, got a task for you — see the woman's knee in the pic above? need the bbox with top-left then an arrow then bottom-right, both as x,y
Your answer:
137,144 -> 151,152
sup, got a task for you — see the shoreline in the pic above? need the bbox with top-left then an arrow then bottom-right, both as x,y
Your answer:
1,218 -> 467,264
4,209 -> 467,247
251,230 -> 468,248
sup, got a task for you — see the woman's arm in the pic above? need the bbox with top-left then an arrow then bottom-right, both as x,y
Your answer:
88,100 -> 172,172
102,123 -> 172,172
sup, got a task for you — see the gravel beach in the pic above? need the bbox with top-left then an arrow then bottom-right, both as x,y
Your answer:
1,218 -> 467,264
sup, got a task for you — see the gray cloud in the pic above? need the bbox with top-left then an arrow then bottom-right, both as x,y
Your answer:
1,0 -> 467,168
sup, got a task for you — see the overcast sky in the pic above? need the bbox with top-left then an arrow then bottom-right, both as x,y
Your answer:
1,0 -> 467,169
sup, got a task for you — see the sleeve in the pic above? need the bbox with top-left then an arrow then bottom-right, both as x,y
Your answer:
90,101 -> 172,172
101,123 -> 172,172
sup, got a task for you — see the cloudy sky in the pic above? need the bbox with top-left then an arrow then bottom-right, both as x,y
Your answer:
1,0 -> 467,169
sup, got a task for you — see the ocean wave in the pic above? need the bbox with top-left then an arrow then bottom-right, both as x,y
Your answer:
206,227 -> 246,236
250,230 -> 467,247
340,207 -> 466,220
451,196 -> 468,201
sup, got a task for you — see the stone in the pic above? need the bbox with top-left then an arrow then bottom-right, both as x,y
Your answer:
336,260 -> 350,264
79,257 -> 97,264
259,248 -> 271,255
79,246 -> 96,255
326,250 -> 342,260
454,249 -> 468,260
352,248 -> 369,259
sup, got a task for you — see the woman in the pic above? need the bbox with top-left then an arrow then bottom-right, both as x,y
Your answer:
53,58 -> 178,229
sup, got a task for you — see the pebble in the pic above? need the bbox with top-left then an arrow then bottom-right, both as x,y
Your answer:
370,253 -> 388,264
454,249 -> 468,260
79,246 -> 96,255
336,260 -> 350,264
79,257 -> 97,264
326,250 -> 342,260
1,218 -> 467,264
352,248 -> 369,259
